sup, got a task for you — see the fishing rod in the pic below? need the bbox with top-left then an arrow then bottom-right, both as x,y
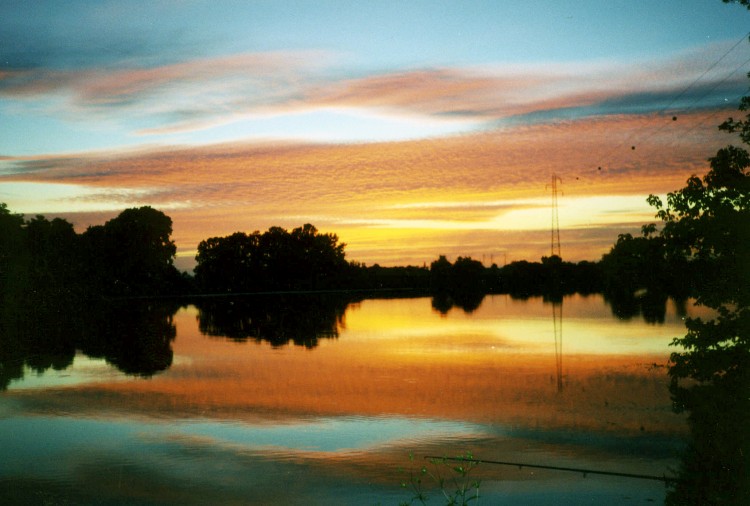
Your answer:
423,455 -> 677,484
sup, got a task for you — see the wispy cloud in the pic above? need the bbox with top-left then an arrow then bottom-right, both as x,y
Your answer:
1,37 -> 744,266
0,50 -> 338,134
2,41 -> 746,142
0,104 -> 734,266
302,41 -> 749,125
0,108 -> 730,194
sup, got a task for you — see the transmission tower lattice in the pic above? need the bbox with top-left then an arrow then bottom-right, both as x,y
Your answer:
553,300 -> 563,393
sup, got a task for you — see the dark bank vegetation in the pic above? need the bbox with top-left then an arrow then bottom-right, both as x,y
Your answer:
0,205 -> 189,388
194,228 -> 605,297
658,144 -> 750,504
0,198 -> 710,321
194,224 -> 347,293
659,99 -> 750,506
0,198 -> 689,307
660,3 -> 750,500
0,197 -> 668,390
0,204 -> 189,303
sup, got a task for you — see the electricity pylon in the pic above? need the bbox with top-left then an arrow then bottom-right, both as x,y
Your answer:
553,300 -> 563,393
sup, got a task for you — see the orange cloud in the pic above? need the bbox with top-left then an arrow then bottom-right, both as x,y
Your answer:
295,40 -> 749,124
0,108 -> 736,267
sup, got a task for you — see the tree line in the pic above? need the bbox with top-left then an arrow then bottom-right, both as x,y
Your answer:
0,199 -> 618,302
195,229 -> 606,297
0,199 -> 724,304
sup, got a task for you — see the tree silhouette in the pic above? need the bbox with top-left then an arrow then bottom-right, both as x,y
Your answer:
194,231 -> 263,293
648,147 -> 750,388
289,223 -> 347,289
25,215 -> 82,297
0,203 -> 25,299
655,3 -> 750,499
0,204 -> 184,386
82,206 -> 179,296
657,146 -> 750,506
194,224 -> 347,293
428,256 -> 487,313
600,228 -> 666,295
429,255 -> 453,292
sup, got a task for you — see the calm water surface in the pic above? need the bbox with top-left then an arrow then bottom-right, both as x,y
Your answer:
0,294 -> 699,504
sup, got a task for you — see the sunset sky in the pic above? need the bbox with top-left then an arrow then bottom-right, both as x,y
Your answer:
2,1 -> 749,270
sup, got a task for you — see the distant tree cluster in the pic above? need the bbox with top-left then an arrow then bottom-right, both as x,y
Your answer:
194,223 -> 347,293
0,197 -> 711,312
4,203 -> 609,302
430,256 -> 486,292
496,255 -> 602,298
428,256 -> 488,312
598,227 -> 688,322
345,262 -> 431,291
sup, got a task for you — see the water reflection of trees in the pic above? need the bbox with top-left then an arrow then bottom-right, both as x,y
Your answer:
194,294 -> 349,348
77,301 -> 179,376
0,298 -> 181,390
430,291 -> 485,315
603,290 -> 688,324
667,373 -> 750,504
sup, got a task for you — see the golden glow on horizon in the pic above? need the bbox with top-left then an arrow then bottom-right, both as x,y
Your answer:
0,181 -> 188,214
0,108 -> 735,266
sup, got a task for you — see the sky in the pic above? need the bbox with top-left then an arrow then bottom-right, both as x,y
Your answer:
1,0 -> 749,271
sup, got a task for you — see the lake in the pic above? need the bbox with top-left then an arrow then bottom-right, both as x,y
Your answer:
0,293 -> 700,504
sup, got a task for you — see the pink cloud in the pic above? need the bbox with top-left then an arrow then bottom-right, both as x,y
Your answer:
0,50 -> 335,120
2,41 -> 745,138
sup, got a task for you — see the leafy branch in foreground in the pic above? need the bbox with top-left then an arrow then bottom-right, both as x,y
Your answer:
647,145 -> 750,396
399,453 -> 481,506
651,3 -> 750,498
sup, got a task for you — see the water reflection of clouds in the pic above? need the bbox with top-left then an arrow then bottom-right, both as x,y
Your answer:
0,413 -> 485,476
179,416 -> 486,454
7,354 -> 128,391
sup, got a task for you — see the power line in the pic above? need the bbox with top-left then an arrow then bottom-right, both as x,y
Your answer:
611,70 -> 750,178
659,32 -> 750,114
593,32 -> 750,173
614,75 -> 750,175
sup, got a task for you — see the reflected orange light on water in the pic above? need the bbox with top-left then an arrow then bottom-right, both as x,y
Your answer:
53,295 -> 689,437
